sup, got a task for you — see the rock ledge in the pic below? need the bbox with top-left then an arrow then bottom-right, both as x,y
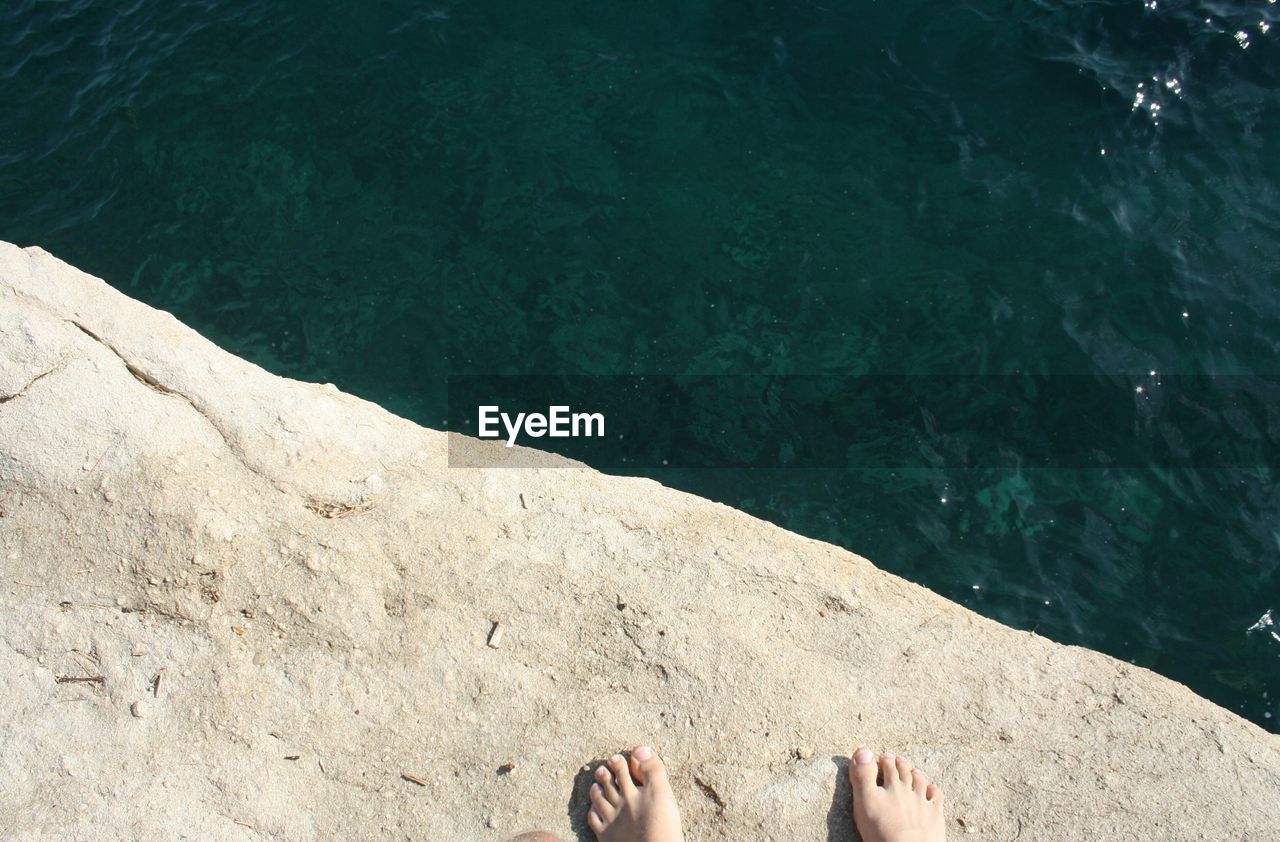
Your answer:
1,242 -> 1277,840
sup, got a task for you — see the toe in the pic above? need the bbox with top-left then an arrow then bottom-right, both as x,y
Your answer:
589,782 -> 618,819
587,807 -> 606,835
848,747 -> 878,796
594,773 -> 621,808
926,783 -> 942,804
596,764 -> 622,804
895,756 -> 913,784
911,768 -> 930,794
607,754 -> 637,796
628,745 -> 668,788
878,752 -> 898,786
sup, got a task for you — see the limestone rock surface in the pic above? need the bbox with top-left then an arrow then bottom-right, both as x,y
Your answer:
1,241 -> 1277,840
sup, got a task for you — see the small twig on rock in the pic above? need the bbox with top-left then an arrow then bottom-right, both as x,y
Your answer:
694,774 -> 727,815
86,443 -> 112,477
401,772 -> 428,788
306,500 -> 373,519
55,675 -> 104,685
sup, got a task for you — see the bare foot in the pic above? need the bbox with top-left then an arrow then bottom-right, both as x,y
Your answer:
587,745 -> 684,842
849,748 -> 945,842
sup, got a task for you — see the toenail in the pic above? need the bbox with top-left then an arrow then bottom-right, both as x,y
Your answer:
854,748 -> 873,764
610,754 -> 624,763
634,745 -> 653,761
881,752 -> 895,760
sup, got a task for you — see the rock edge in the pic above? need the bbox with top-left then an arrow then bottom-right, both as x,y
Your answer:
1,242 -> 1277,840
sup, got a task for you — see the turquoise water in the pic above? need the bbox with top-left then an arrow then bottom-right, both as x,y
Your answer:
3,0 -> 1279,730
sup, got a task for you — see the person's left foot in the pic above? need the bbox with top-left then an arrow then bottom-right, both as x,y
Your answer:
587,745 -> 684,842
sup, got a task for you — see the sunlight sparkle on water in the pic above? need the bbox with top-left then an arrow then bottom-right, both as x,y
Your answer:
1131,73 -> 1183,125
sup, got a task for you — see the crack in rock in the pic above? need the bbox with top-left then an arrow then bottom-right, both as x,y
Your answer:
0,359 -> 70,405
68,320 -> 282,489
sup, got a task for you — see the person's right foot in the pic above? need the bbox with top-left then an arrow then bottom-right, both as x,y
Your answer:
848,747 -> 945,842
586,745 -> 684,842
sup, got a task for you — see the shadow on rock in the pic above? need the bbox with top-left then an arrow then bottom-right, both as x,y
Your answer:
566,758 -> 606,842
825,754 -> 858,841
